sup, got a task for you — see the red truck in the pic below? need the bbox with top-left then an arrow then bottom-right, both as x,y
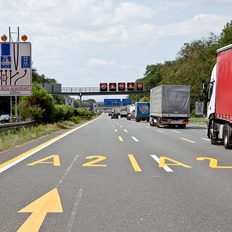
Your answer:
203,44 -> 232,149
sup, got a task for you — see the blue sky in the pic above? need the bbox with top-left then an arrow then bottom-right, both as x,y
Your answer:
1,0 -> 231,101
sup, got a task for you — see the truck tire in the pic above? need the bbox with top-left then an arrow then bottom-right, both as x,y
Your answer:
178,124 -> 186,129
209,122 -> 217,145
223,124 -> 231,149
157,118 -> 161,128
136,118 -> 140,122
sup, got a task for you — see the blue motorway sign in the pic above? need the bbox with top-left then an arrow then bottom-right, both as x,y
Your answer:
104,99 -> 121,106
21,56 -> 31,68
122,99 -> 132,106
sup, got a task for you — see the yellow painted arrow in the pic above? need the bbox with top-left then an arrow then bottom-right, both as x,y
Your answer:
17,188 -> 63,232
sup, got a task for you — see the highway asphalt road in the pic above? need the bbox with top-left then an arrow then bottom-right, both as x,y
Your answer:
1,113 -> 232,232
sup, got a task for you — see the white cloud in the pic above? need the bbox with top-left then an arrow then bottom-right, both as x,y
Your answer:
162,14 -> 231,36
113,2 -> 155,24
160,0 -> 232,6
87,58 -> 116,67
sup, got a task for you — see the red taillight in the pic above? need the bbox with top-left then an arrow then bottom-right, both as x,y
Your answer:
162,120 -> 169,124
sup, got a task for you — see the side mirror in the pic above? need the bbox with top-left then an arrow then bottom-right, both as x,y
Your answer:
202,83 -> 208,99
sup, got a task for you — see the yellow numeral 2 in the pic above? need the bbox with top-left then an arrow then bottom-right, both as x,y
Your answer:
82,156 -> 106,167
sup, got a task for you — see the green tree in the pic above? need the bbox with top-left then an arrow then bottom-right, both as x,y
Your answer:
218,21 -> 232,47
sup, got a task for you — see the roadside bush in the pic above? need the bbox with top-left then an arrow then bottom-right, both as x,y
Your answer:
70,116 -> 83,124
55,105 -> 74,122
21,105 -> 45,123
74,108 -> 95,117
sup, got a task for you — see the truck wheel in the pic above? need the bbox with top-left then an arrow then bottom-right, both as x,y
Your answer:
210,122 -> 217,145
178,125 -> 186,129
157,118 -> 161,128
223,124 -> 231,149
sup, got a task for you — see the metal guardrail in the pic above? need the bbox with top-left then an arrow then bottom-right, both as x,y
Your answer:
0,121 -> 36,132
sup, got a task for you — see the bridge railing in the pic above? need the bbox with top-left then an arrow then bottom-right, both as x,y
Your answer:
61,87 -> 100,93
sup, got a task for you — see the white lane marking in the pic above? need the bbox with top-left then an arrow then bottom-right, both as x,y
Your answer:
67,188 -> 83,232
202,138 -> 210,141
124,129 -> 128,132
132,136 -> 139,142
151,155 -> 174,173
56,155 -> 79,187
120,126 -> 122,128
172,130 -> 181,133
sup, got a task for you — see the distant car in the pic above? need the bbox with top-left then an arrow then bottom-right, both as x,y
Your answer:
108,112 -> 112,116
0,114 -> 11,123
111,113 -> 118,119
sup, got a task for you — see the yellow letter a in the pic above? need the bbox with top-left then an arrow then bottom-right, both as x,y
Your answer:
27,155 -> 60,166
159,157 -> 192,168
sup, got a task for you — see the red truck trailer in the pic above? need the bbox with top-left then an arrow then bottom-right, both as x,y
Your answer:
203,44 -> 232,148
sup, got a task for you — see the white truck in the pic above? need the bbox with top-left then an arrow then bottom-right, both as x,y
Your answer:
149,85 -> 190,128
203,44 -> 232,149
120,106 -> 127,118
127,104 -> 135,120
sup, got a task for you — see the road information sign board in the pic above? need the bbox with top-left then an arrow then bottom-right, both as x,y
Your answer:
104,99 -> 121,106
0,42 -> 32,96
122,99 -> 132,106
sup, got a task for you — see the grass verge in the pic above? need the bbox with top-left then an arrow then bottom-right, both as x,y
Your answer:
0,116 -> 97,152
189,120 -> 207,126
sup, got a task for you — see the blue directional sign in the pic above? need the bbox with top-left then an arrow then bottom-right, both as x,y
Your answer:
104,99 -> 121,106
21,56 -> 30,68
122,99 -> 132,106
1,43 -> 11,69
1,56 -> 11,68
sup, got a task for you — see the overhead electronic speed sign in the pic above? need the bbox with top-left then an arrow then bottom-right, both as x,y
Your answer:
118,83 -> 125,91
136,82 -> 143,90
100,83 -> 107,91
0,42 -> 32,96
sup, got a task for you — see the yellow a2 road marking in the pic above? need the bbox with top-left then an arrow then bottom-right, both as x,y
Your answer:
82,156 -> 106,167
196,157 -> 232,168
27,155 -> 60,166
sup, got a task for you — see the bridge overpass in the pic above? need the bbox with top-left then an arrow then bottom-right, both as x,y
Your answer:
45,85 -> 152,107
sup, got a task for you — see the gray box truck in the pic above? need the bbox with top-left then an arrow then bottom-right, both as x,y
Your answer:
149,85 -> 190,128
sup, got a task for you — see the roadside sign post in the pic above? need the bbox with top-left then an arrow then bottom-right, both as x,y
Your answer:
195,101 -> 204,116
65,98 -> 74,108
0,27 -> 32,122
